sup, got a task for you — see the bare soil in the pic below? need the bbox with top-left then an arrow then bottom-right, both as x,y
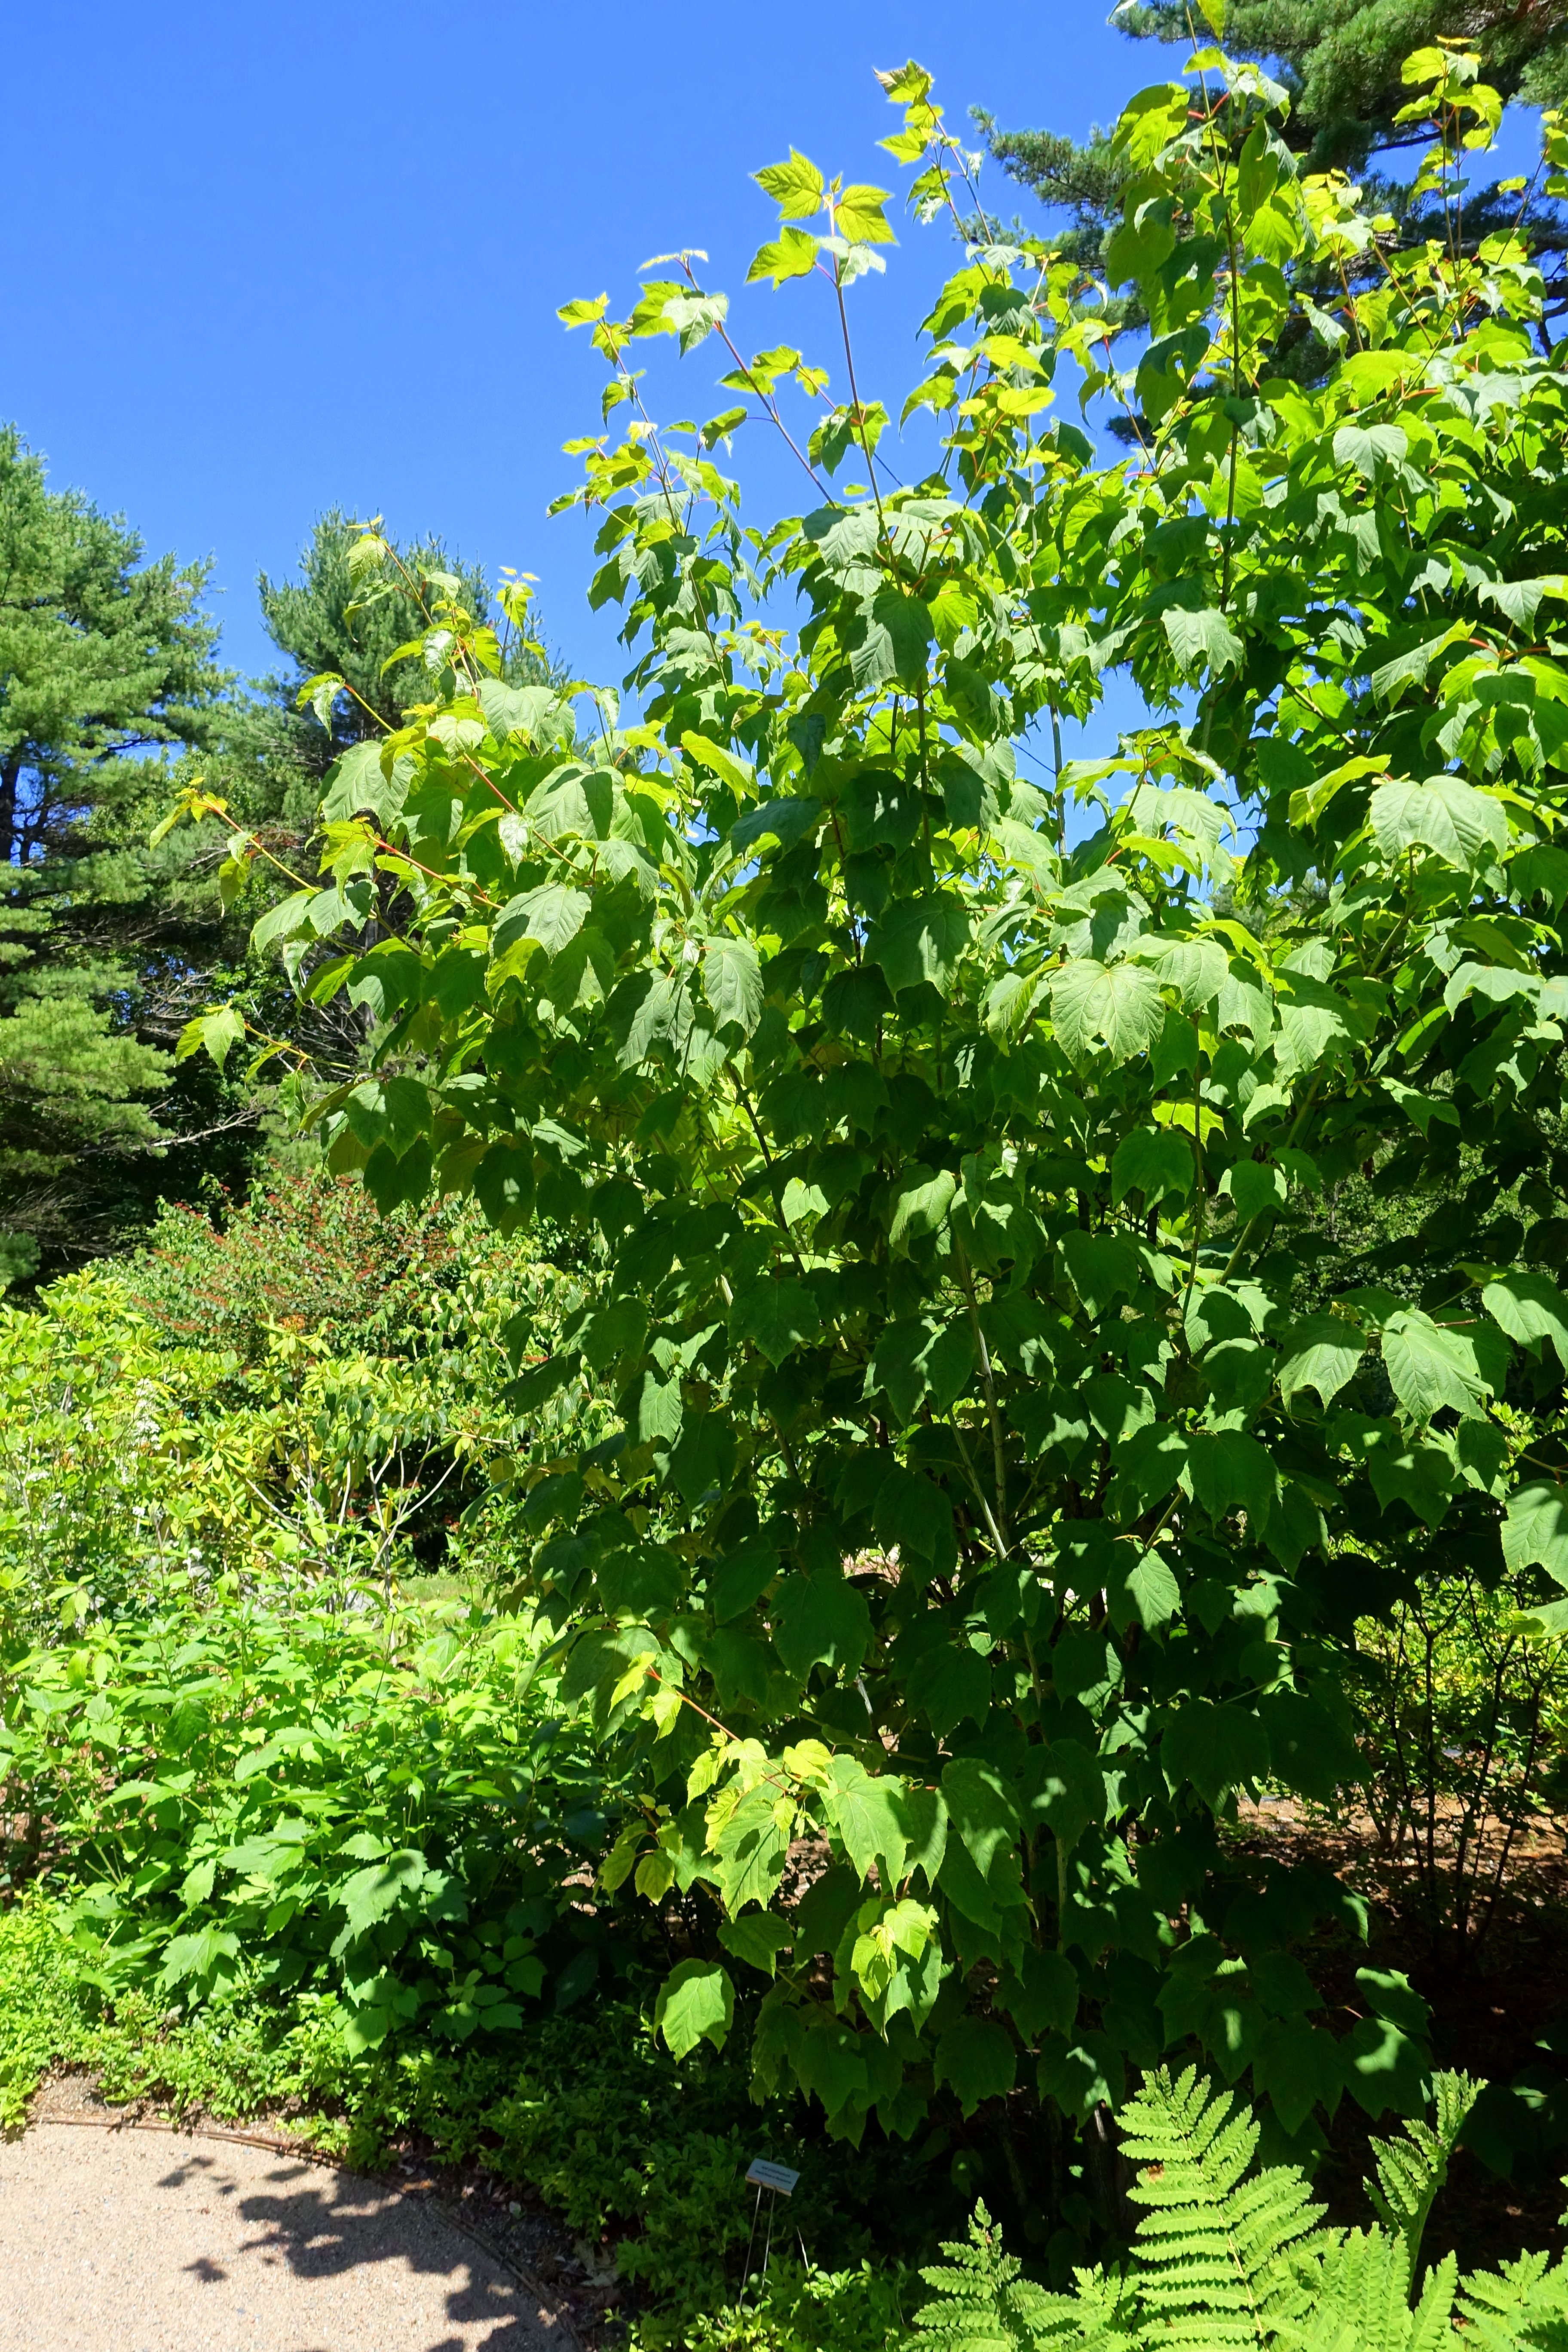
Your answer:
1231,1799 -> 1568,2277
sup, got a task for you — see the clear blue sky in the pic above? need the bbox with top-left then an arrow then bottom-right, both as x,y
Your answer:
6,2 -> 1549,714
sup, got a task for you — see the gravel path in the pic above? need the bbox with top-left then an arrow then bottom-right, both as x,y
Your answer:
0,2122 -> 572,2351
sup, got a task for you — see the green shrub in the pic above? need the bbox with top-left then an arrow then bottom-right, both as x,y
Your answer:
0,1191 -> 602,1635
1347,1561 -> 1568,1965
124,1171 -> 478,1367
2,1567 -> 632,2044
655,2262 -> 910,2352
0,1268 -> 226,1646
188,21 -> 1568,2192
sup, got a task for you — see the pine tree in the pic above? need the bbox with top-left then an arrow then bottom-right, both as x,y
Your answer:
255,508 -> 555,780
0,480 -> 560,1285
0,426 -> 236,1284
1115,2 -> 1568,170
210,512 -> 565,1072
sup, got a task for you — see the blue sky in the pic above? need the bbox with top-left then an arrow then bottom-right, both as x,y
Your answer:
7,1 -> 1550,722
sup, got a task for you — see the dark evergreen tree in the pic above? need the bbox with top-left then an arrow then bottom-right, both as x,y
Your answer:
0,467 -> 558,1285
0,427 -> 239,1283
203,511 -> 564,1089
256,510 -> 520,778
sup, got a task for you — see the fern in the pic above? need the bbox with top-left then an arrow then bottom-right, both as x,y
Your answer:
1117,2065 -> 1325,2348
1457,2248 -> 1568,2352
1281,2230 -> 1458,2352
910,2199 -> 1120,2352
910,2070 -> 1568,2352
1365,2070 -> 1480,2274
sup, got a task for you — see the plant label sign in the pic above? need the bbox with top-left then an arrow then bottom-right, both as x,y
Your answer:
745,2159 -> 799,2197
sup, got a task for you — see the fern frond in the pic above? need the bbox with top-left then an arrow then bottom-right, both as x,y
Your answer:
913,2199 -> 1115,2352
1286,2228 -> 1410,2352
1279,2231 -> 1458,2352
1119,2066 -> 1327,2347
1408,2252 -> 1460,2352
1457,2247 -> 1568,2352
1366,2070 -> 1480,2272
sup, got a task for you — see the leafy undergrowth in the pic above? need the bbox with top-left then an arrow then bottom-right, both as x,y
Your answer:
1,1569 -> 640,2046
0,1893 -> 928,2349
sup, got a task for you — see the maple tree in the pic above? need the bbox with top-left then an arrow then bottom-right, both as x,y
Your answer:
179,33 -> 1568,2203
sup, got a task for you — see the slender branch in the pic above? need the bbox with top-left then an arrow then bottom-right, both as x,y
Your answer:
954,1238 -> 1010,1549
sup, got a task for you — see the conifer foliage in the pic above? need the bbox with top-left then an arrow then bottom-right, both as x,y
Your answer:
982,0 -> 1568,318
0,426 -> 229,1280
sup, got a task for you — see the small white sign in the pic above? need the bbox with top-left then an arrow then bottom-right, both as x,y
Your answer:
746,2158 -> 799,2196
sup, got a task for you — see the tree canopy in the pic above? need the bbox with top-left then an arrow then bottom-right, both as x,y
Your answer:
183,38 -> 1568,2160
981,0 -> 1568,327
0,427 -> 231,1281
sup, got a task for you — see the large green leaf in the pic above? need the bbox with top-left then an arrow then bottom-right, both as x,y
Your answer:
1253,2019 -> 1346,2136
887,1168 -> 958,1253
941,1756 -> 1023,1885
718,1913 -> 794,1977
711,1786 -> 791,1912
873,894 -> 971,996
654,1959 -> 735,2058
1162,1702 -> 1270,1808
1279,1315 -> 1365,1409
1050,959 -> 1164,1066
754,148 -> 825,217
343,1075 -> 430,1153
1333,420 -> 1408,477
729,1279 -> 821,1365
771,1573 -> 872,1678
934,2016 -> 1017,2117
1370,775 -> 1508,870
1187,1429 -> 1276,1524
867,1313 -> 972,1419
1111,1126 -> 1193,1206
336,1851 -> 434,1942
1503,1482 -> 1568,1586
1163,606 -> 1243,677
702,936 -> 764,1036
493,883 -> 592,958
1381,1310 -> 1489,1423
1021,1739 -> 1105,1848
1482,1271 -> 1568,1368
823,1757 -> 909,1890
906,1645 -> 992,1739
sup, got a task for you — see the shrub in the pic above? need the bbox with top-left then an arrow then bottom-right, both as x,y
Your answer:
1,1567 -> 629,2042
179,8 -> 1568,2243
